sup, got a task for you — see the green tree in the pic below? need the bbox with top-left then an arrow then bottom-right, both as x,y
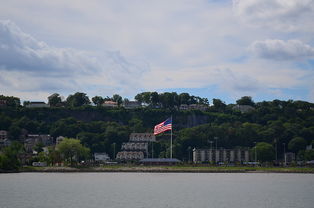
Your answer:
112,94 -> 123,106
34,142 -> 44,153
8,124 -> 22,140
0,95 -> 20,107
135,92 -> 151,105
179,93 -> 190,105
304,149 -> 314,161
236,96 -> 255,106
288,137 -> 307,153
48,93 -> 62,107
0,141 -> 23,170
56,138 -> 90,166
92,96 -> 104,106
66,92 -> 91,107
150,92 -> 159,106
254,142 -> 275,162
212,98 -> 226,111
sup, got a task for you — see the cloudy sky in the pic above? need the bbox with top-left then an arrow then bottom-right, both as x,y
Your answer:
0,0 -> 314,103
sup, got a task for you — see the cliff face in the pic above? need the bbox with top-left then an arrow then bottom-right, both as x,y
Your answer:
0,107 -> 212,130
186,114 -> 209,128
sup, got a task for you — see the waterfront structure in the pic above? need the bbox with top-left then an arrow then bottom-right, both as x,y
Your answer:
116,151 -> 144,160
24,134 -> 53,152
116,133 -> 155,161
129,133 -> 156,142
193,148 -> 249,164
94,153 -> 110,162
284,152 -> 295,164
139,158 -> 182,165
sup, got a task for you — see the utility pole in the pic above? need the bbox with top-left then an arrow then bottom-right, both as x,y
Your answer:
214,137 -> 218,164
113,142 -> 116,160
254,142 -> 257,166
283,143 -> 286,166
275,139 -> 278,163
209,141 -> 213,163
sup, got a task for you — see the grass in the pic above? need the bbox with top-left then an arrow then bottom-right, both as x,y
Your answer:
19,164 -> 314,173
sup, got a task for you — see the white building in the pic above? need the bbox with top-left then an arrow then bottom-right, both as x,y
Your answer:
123,101 -> 141,109
25,102 -> 50,108
94,153 -> 110,162
129,133 -> 156,142
193,148 -> 250,164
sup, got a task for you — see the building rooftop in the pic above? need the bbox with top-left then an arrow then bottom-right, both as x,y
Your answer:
140,158 -> 181,163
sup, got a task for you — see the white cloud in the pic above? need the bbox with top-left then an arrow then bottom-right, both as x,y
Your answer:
249,39 -> 314,60
0,20 -> 148,100
233,0 -> 314,31
0,1 -> 313,102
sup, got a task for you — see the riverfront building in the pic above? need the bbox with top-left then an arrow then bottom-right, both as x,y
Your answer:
193,148 -> 249,164
116,133 -> 155,161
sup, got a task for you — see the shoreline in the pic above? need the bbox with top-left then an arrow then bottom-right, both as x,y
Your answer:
2,166 -> 313,174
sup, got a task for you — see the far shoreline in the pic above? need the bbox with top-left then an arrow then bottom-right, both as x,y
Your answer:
2,165 -> 313,174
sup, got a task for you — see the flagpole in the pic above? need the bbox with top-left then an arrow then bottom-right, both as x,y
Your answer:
171,115 -> 173,159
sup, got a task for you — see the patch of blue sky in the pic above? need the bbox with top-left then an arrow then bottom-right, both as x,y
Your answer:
294,59 -> 314,70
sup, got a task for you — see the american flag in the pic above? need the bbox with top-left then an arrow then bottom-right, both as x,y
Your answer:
154,118 -> 172,135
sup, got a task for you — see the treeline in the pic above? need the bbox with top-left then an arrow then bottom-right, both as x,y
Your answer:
1,93 -> 314,162
1,91 -> 209,108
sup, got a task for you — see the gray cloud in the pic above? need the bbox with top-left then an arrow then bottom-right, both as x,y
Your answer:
233,0 -> 314,31
249,39 -> 314,60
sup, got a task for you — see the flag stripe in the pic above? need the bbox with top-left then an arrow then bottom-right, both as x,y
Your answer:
154,118 -> 172,135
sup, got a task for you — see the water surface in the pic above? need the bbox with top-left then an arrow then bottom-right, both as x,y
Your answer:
0,173 -> 313,208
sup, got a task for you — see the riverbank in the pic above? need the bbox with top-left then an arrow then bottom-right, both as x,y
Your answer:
12,165 -> 314,173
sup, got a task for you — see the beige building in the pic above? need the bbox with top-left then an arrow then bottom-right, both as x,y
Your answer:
129,133 -> 156,142
102,101 -> 118,108
116,133 -> 154,161
193,148 -> 250,164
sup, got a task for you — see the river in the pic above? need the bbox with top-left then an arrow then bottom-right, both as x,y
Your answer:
0,173 -> 313,208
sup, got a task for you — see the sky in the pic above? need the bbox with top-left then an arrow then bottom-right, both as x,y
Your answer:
0,0 -> 314,104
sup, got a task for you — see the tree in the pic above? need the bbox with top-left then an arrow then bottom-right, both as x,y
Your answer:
112,94 -> 123,106
34,142 -> 44,153
288,137 -> 307,153
179,93 -> 190,105
48,93 -> 62,107
212,98 -> 226,111
0,141 -> 23,170
150,92 -> 159,106
56,138 -> 90,166
135,92 -> 151,105
254,142 -> 275,162
66,92 -> 91,107
236,96 -> 255,106
8,124 -> 22,140
92,96 -> 104,106
304,149 -> 314,161
0,95 -> 20,107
